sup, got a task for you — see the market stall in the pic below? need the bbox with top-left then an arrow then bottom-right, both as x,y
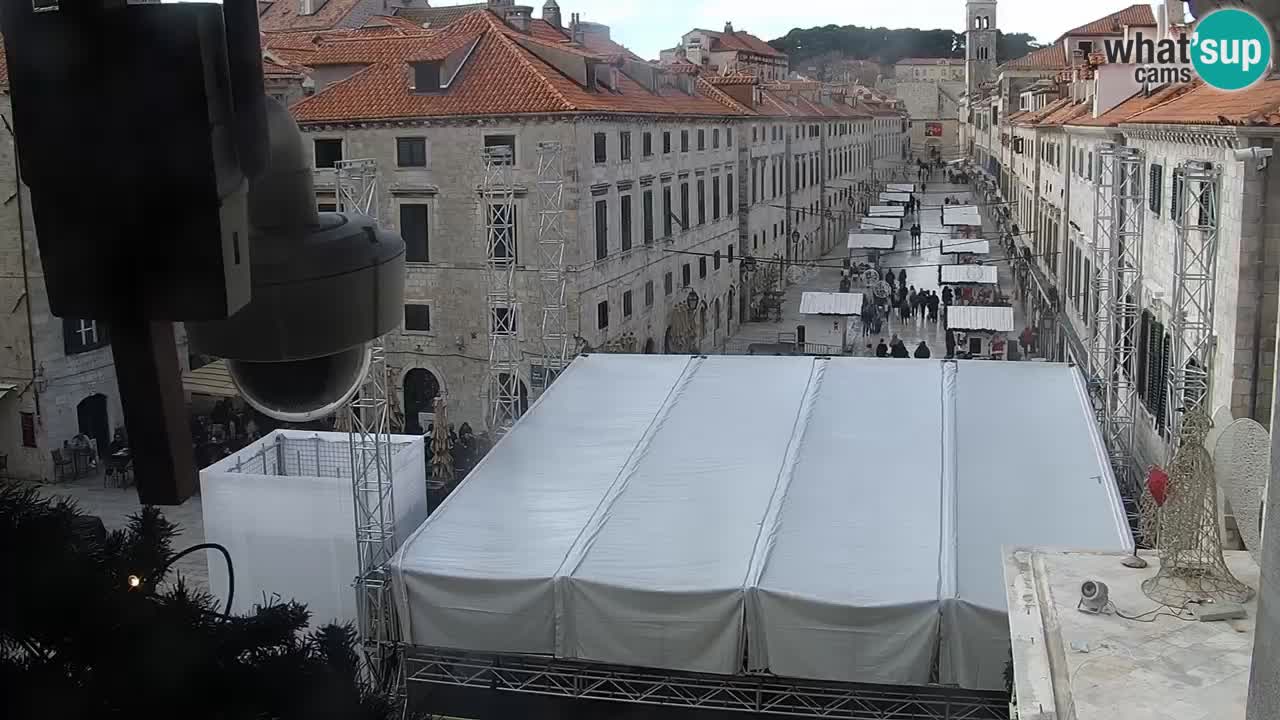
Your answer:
945,305 -> 1015,359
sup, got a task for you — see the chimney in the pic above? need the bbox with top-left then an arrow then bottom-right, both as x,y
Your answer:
724,21 -> 734,33
298,0 -> 330,16
542,0 -> 560,28
505,5 -> 533,32
569,12 -> 584,46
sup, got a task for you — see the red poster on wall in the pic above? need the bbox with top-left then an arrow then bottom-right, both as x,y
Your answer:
925,122 -> 944,137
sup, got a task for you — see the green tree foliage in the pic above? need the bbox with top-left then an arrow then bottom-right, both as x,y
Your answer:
0,485 -> 401,720
768,25 -> 1042,67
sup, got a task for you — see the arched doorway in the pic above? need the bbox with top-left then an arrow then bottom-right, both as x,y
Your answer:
663,326 -> 673,354
77,394 -> 109,458
643,338 -> 656,354
403,368 -> 440,434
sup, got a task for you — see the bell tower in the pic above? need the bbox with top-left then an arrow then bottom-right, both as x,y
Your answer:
965,0 -> 997,96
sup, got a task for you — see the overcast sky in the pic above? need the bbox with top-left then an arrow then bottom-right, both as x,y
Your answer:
450,0 -> 1165,59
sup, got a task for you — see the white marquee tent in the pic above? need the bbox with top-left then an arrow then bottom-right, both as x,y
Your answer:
391,356 -> 1131,691
861,216 -> 901,232
847,232 -> 895,250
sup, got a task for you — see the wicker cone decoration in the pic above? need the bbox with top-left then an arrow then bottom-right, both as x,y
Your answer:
1141,408 -> 1254,605
428,396 -> 454,491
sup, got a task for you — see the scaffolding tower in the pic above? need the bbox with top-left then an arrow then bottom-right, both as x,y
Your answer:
482,146 -> 522,435
1090,143 -> 1146,524
1167,160 -> 1222,446
336,158 -> 401,693
534,142 -> 569,395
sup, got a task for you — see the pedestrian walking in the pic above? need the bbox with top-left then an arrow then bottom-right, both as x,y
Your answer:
898,269 -> 907,288
1020,325 -> 1034,356
914,341 -> 931,359
941,285 -> 953,307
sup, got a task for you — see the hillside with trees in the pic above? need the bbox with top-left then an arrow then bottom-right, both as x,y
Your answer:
767,25 -> 1041,69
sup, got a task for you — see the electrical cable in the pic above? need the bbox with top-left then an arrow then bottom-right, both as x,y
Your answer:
1108,600 -> 1197,623
138,542 -> 235,618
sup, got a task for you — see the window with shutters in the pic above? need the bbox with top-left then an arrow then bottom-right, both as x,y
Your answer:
621,194 -> 633,252
713,250 -> 721,270
664,271 -> 673,295
682,263 -> 691,287
1137,310 -> 1152,405
699,256 -> 707,279
643,190 -> 654,244
1171,170 -> 1184,220
593,132 -> 607,163
727,172 -> 734,213
681,130 -> 689,152
712,176 -> 721,220
399,204 -> 430,262
663,186 -> 673,237
663,131 -> 672,154
20,412 -> 35,448
620,131 -> 631,161
1148,164 -> 1163,216
396,137 -> 427,167
645,280 -> 654,307
642,132 -> 652,157
597,300 -> 609,329
594,199 -> 608,260
680,182 -> 690,229
712,128 -> 720,149
698,129 -> 706,151
697,179 -> 706,225
728,244 -> 734,264
623,290 -> 633,317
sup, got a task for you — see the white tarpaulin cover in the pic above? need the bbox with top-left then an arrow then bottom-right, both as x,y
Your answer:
946,306 -> 1016,332
800,292 -> 864,316
940,264 -> 998,284
879,192 -> 911,203
943,205 -> 983,227
391,356 -> 1131,689
942,236 -> 990,255
886,183 -> 915,193
848,232 -> 895,249
868,205 -> 906,217
861,217 -> 901,232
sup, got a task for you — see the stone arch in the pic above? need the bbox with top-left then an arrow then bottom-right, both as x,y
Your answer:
403,368 -> 441,434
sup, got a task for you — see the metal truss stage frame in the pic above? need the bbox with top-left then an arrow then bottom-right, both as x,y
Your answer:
405,648 -> 1008,720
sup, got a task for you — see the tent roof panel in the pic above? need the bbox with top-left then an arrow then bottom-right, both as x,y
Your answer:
869,205 -> 906,217
862,217 -> 902,231
848,232 -> 896,249
800,292 -> 863,315
940,265 -> 999,284
946,306 -> 1014,331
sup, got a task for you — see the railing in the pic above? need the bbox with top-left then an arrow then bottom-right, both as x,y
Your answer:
721,339 -> 847,356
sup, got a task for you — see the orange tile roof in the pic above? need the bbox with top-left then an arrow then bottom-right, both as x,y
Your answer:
1001,44 -> 1067,71
1036,99 -> 1091,127
394,3 -> 487,29
1068,82 -> 1198,127
259,0 -> 365,32
1123,79 -> 1280,126
1060,4 -> 1155,37
288,10 -> 762,123
1014,96 -> 1073,126
705,73 -> 757,86
695,27 -> 786,58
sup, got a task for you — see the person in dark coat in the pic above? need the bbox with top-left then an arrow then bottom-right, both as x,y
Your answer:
914,341 -> 931,359
941,285 -> 954,306
875,339 -> 889,357
891,340 -> 910,358
897,269 -> 907,287
945,330 -> 956,358
927,292 -> 940,322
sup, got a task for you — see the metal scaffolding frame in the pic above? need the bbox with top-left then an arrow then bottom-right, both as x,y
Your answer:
1090,143 -> 1146,521
405,649 -> 1008,720
482,146 -> 523,435
335,158 -> 379,217
1166,160 -> 1222,447
534,141 -> 569,396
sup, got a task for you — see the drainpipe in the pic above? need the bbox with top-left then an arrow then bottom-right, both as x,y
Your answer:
3,114 -> 39,417
1248,138 -> 1272,422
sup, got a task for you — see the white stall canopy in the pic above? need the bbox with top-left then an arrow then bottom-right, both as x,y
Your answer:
943,205 -> 983,227
886,182 -> 915,193
940,264 -> 999,285
392,355 -> 1131,691
879,192 -> 911,204
800,292 -> 864,316
861,217 -> 902,232
942,236 -> 990,255
868,205 -> 906,218
946,305 -> 1016,332
848,232 -> 895,250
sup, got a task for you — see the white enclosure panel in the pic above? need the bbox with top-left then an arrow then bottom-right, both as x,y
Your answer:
946,306 -> 1015,332
869,205 -> 906,217
940,264 -> 998,285
800,292 -> 863,316
749,360 -> 945,685
561,356 -> 817,675
886,183 -> 915,193
861,217 -> 902,231
392,356 -> 693,653
848,232 -> 895,249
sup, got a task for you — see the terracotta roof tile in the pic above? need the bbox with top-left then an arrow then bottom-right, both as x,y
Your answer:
694,28 -> 786,58
394,3 -> 486,29
1014,96 -> 1073,126
1000,44 -> 1067,71
1060,4 -> 1155,37
1123,79 -> 1280,126
259,0 -> 364,32
705,73 -> 757,86
1036,99 -> 1091,127
1069,82 -> 1198,127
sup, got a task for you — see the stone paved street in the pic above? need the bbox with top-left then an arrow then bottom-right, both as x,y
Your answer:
726,180 -> 1026,357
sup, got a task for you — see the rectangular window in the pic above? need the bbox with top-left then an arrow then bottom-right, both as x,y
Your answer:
1171,170 -> 1184,219
404,304 -> 432,332
64,319 -> 109,355
597,300 -> 609,329
712,128 -> 720,149
1149,164 -> 1163,216
664,271 -> 673,295
396,137 -> 427,167
483,134 -> 516,165
620,131 -> 632,161
712,176 -> 721,220
314,138 -> 343,168
643,132 -> 653,157
697,179 -> 706,225
663,186 -> 673,237
680,182 -> 690,230
399,204 -> 430,262
623,290 -> 633,317
663,131 -> 672,154
698,256 -> 707,278
681,130 -> 690,152
727,172 -> 734,215
488,204 -> 517,261
643,190 -> 654,244
727,128 -> 733,147
682,263 -> 691,287
645,280 -> 654,307
697,129 -> 706,151
490,305 -> 516,335
318,202 -> 338,212
593,132 -> 607,163
713,249 -> 721,270
594,199 -> 609,260
621,194 -> 633,252
728,244 -> 733,264
20,411 -> 35,448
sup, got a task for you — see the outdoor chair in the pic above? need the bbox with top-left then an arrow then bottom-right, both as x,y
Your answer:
52,449 -> 75,482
